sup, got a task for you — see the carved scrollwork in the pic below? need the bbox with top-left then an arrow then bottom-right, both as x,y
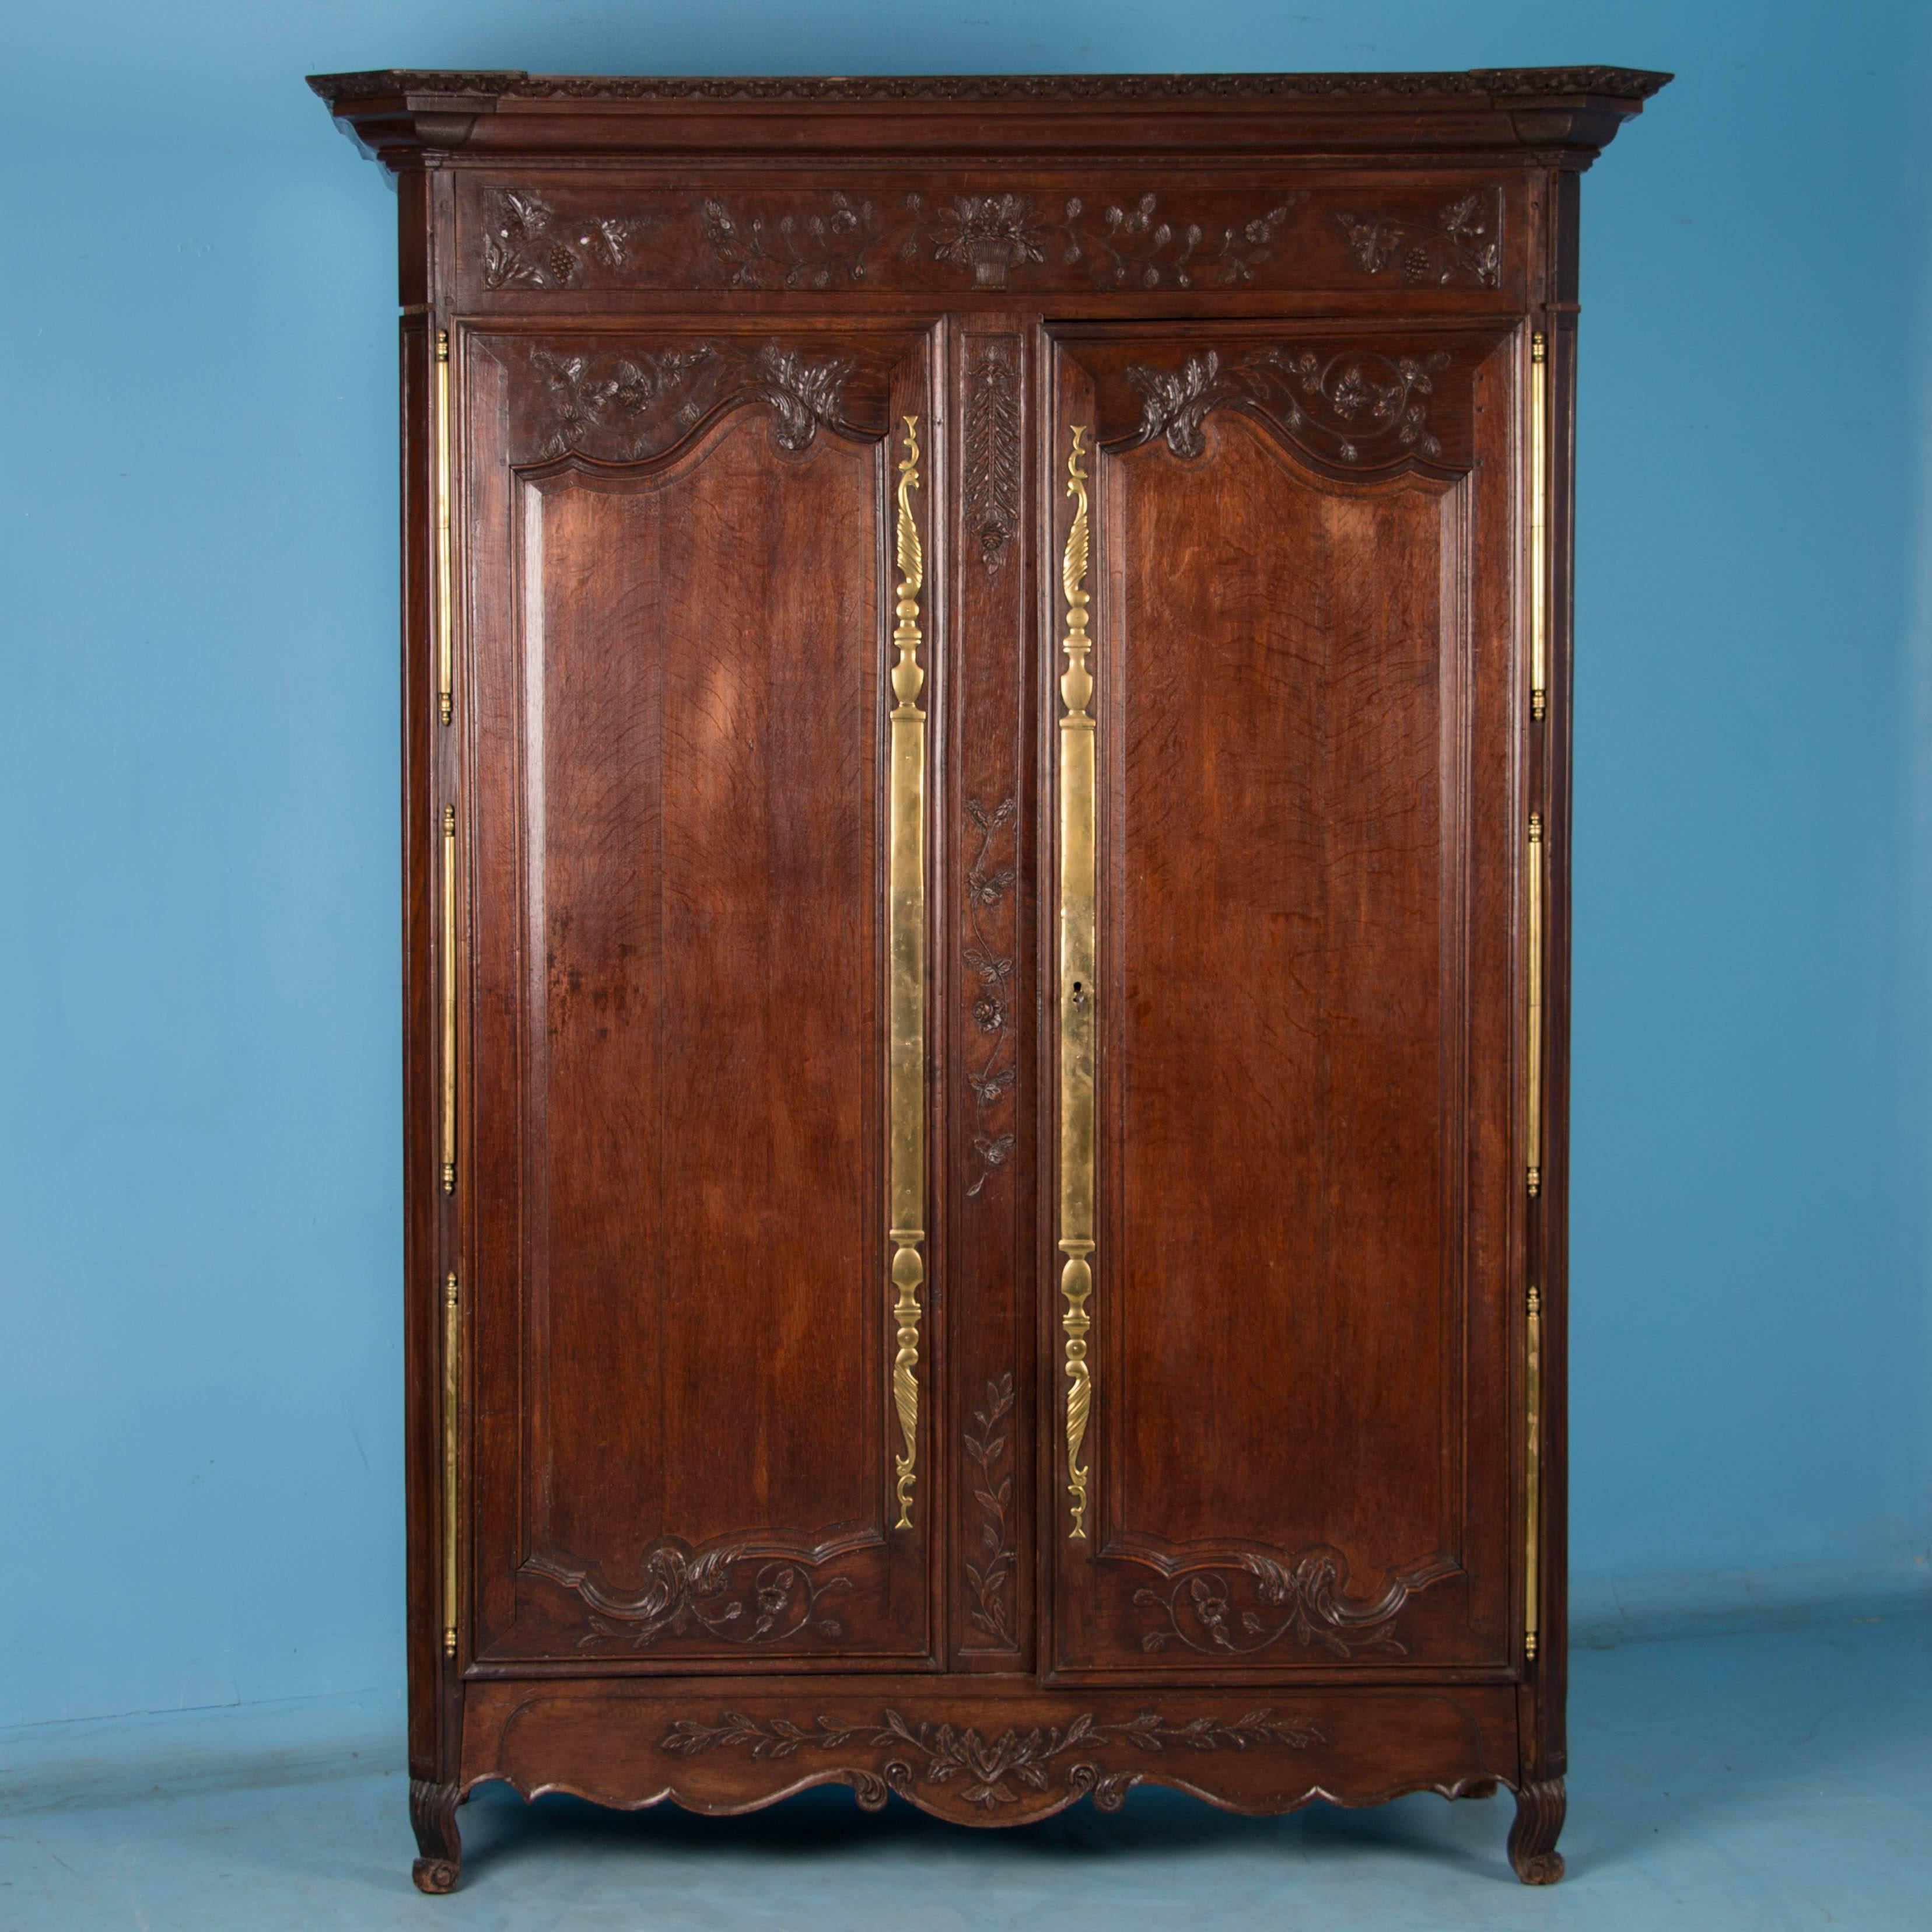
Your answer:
662,1706 -> 1324,1808
1127,346 -> 1452,468
1133,1546 -> 1455,1659
519,341 -> 853,461
482,187 -> 648,290
530,1536 -> 853,1650
1332,190 -> 1503,288
963,1374 -> 1016,1647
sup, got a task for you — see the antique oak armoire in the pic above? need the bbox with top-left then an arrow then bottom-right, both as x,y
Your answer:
312,65 -> 1666,1892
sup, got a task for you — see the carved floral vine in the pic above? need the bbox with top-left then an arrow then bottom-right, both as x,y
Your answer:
700,193 -> 880,288
519,341 -> 853,460
1332,190 -> 1503,289
963,1374 -> 1016,1647
1133,1546 -> 1455,1658
530,1537 -> 853,1651
662,1706 -> 1325,1810
1128,346 -> 1452,467
482,187 -> 648,289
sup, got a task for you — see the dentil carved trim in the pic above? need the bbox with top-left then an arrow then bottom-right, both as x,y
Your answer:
1133,1546 -> 1456,1659
519,341 -> 853,461
1128,346 -> 1452,468
1333,189 -> 1503,288
530,1536 -> 853,1650
963,351 -> 1021,572
482,187 -> 649,290
662,1706 -> 1325,1810
962,1374 -> 1017,1648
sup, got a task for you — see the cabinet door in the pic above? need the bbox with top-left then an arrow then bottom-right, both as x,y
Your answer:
460,323 -> 942,1668
1045,327 -> 1522,1677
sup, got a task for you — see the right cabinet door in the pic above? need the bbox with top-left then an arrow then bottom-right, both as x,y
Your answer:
1046,325 -> 1525,1679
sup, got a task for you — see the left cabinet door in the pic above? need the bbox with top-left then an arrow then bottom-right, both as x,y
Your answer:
455,323 -> 941,1668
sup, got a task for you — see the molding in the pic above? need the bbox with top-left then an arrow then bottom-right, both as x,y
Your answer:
310,68 -> 1672,107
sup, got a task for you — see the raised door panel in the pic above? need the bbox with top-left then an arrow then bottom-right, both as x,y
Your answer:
1046,327 -> 1520,1678
463,324 -> 942,1667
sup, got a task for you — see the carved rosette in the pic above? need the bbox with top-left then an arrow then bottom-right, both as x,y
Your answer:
662,1706 -> 1325,1811
529,1536 -> 854,1650
516,341 -> 853,462
1127,346 -> 1452,469
1132,1546 -> 1456,1659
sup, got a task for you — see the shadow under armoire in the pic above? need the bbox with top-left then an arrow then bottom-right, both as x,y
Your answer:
311,65 -> 1668,1892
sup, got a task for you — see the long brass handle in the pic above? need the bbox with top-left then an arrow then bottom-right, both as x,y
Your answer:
436,330 -> 454,727
888,417 -> 927,1531
442,804 -> 457,1194
1527,811 -> 1543,1198
442,1273 -> 462,1657
1529,331 -> 1547,723
1059,425 -> 1097,1541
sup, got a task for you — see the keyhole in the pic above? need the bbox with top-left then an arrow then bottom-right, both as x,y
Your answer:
1072,981 -> 1087,1009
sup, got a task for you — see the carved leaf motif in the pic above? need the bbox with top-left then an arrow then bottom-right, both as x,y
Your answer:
532,1537 -> 854,1651
482,186 -> 648,290
961,797 -> 1017,1199
1132,1545 -> 1455,1658
962,1374 -> 1017,1646
1126,346 -> 1451,469
1331,189 -> 1502,289
964,352 -> 1021,571
519,341 -> 852,463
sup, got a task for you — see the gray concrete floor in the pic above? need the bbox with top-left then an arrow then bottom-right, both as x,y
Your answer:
2,1612 -> 1927,1929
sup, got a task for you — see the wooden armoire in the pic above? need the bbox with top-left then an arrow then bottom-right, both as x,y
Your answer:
312,65 -> 1666,1892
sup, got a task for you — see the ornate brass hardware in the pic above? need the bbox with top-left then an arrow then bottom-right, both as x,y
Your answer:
435,330 -> 453,727
888,417 -> 927,1531
1529,331 -> 1547,723
1059,424 -> 1096,1542
441,803 -> 457,1196
442,1272 -> 461,1658
1527,810 -> 1543,1199
1524,1284 -> 1542,1664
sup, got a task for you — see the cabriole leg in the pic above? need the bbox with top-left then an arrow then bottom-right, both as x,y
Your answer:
410,1778 -> 463,1894
1507,1776 -> 1566,1885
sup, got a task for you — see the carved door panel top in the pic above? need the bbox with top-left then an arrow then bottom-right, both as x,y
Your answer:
1044,325 -> 1521,1678
461,321 -> 944,1667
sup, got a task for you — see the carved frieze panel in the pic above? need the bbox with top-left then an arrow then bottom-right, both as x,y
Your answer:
462,181 -> 1511,297
662,1704 -> 1325,1811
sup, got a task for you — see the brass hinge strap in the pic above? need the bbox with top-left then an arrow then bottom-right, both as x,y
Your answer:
1524,1284 -> 1542,1664
441,803 -> 457,1196
442,1272 -> 462,1658
1059,424 -> 1097,1542
1526,810 -> 1544,1199
1529,331 -> 1548,724
435,330 -> 453,727
888,417 -> 926,1531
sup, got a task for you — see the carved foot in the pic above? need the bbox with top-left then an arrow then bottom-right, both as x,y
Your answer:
1507,1776 -> 1566,1885
410,1778 -> 463,1894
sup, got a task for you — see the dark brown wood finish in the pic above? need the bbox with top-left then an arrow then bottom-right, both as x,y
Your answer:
313,64 -> 1667,1891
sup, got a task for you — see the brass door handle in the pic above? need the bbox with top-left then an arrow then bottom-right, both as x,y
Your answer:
1059,425 -> 1096,1541
888,417 -> 927,1531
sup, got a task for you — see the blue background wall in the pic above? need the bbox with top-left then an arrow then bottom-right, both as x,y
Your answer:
2,1 -> 1927,1729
